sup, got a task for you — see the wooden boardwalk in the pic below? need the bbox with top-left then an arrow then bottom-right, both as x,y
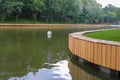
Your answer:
69,30 -> 120,71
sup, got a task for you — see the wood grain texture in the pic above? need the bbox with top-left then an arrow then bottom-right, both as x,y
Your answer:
101,44 -> 106,67
69,31 -> 120,71
97,43 -> 102,65
116,46 -> 120,70
106,45 -> 111,68
94,43 -> 98,64
110,46 -> 116,69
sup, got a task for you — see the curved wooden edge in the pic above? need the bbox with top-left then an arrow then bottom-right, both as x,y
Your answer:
69,29 -> 120,46
68,29 -> 120,71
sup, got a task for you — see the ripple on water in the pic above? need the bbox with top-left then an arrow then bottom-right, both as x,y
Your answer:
8,60 -> 72,80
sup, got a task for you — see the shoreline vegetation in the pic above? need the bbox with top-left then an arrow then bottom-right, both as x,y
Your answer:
84,29 -> 120,42
0,0 -> 120,24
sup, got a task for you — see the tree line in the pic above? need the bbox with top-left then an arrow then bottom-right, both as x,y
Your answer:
0,0 -> 120,24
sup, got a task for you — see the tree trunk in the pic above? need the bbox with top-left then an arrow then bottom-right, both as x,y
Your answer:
16,15 -> 19,22
33,13 -> 37,21
0,14 -> 6,22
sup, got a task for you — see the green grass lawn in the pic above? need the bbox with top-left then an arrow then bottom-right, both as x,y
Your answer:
84,29 -> 120,42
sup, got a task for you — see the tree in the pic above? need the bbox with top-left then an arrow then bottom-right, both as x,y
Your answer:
105,11 -> 117,23
104,4 -> 118,23
116,8 -> 120,22
44,0 -> 64,22
3,0 -> 24,21
0,0 -> 6,22
81,0 -> 103,23
0,0 -> 120,24
28,0 -> 45,21
46,0 -> 83,23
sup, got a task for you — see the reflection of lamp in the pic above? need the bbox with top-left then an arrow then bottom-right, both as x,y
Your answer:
47,31 -> 52,39
47,31 -> 52,63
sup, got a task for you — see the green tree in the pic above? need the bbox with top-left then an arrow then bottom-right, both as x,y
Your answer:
0,0 -> 6,22
46,0 -> 83,23
3,0 -> 24,21
28,0 -> 45,21
105,11 -> 117,23
0,0 -> 3,21
0,0 -> 120,24
104,4 -> 118,23
62,0 -> 83,23
45,0 -> 63,22
116,8 -> 120,22
81,0 -> 103,23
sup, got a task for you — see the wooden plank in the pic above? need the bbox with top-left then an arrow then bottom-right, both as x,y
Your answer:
106,44 -> 111,68
94,43 -> 98,64
80,40 -> 85,59
88,42 -> 91,61
75,38 -> 78,56
116,46 -> 120,71
79,39 -> 82,57
110,45 -> 116,69
97,43 -> 102,65
80,40 -> 83,58
72,38 -> 76,55
101,44 -> 106,67
72,38 -> 75,55
77,39 -> 80,57
90,42 -> 94,62
85,41 -> 88,60
70,36 -> 72,51
75,39 -> 77,55
70,36 -> 73,51
83,40 -> 86,59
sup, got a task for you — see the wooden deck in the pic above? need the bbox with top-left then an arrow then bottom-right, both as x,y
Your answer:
68,29 -> 120,71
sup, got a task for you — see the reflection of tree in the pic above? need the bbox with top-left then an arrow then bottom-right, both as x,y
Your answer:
68,55 -> 119,80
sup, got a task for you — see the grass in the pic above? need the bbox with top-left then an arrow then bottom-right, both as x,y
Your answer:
0,19 -> 69,24
0,19 -> 46,24
84,29 -> 120,42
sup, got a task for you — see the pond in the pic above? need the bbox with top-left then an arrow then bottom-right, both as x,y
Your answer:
0,28 -> 119,80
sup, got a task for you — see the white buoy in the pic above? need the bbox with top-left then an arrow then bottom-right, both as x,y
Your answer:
47,31 -> 52,39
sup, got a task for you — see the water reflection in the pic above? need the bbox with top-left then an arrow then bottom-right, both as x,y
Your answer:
0,28 -> 119,80
8,54 -> 120,80
69,57 -> 101,80
69,54 -> 120,80
8,60 -> 72,80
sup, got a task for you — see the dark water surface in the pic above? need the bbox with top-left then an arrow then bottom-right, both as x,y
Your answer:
0,28 -> 119,80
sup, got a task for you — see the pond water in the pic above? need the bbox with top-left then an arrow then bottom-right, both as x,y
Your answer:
0,28 -> 119,80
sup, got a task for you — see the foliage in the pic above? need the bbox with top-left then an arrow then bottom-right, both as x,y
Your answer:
2,0 -> 24,21
45,0 -> 83,23
28,0 -> 45,21
104,4 -> 118,23
0,0 -> 120,24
